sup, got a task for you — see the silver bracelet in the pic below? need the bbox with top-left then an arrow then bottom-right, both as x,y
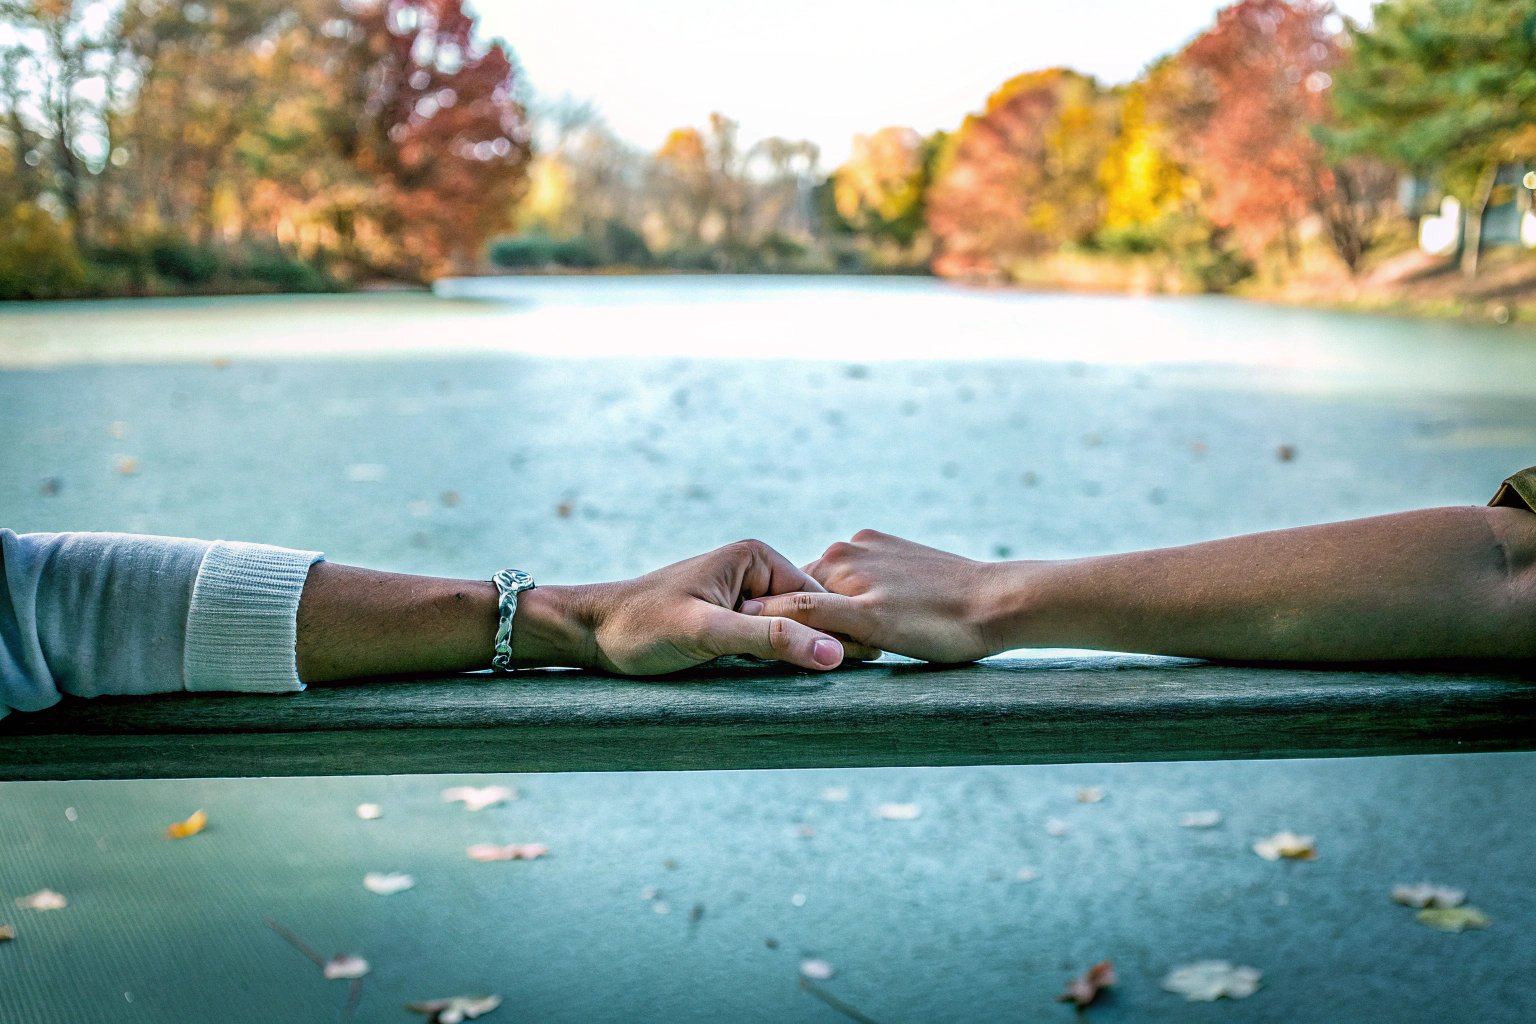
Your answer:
490,568 -> 537,672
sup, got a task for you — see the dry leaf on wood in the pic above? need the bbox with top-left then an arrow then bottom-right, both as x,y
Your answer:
876,803 -> 920,820
164,809 -> 207,839
323,954 -> 370,980
799,959 -> 834,980
405,995 -> 502,1023
1046,819 -> 1069,836
363,872 -> 414,895
1179,811 -> 1221,828
1392,883 -> 1465,909
1252,832 -> 1315,860
1077,787 -> 1104,803
1161,961 -> 1261,1001
466,842 -> 547,862
1059,960 -> 1116,1008
441,786 -> 516,812
1415,906 -> 1489,932
356,804 -> 382,820
0,924 -> 14,941
15,889 -> 65,911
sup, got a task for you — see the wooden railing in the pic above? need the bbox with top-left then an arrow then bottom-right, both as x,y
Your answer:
2,654 -> 1533,781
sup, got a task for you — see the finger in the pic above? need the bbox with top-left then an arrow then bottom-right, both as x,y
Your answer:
751,541 -> 828,596
738,591 -> 876,642
841,639 -> 884,661
703,607 -> 845,671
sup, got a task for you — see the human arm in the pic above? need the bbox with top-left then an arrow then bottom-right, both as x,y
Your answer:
294,539 -> 869,681
741,503 -> 1536,664
1,530 -> 865,717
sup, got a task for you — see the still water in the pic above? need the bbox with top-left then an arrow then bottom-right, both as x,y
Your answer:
1,278 -> 1533,1022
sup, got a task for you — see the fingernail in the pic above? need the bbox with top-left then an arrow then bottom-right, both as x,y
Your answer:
740,600 -> 764,615
812,639 -> 841,668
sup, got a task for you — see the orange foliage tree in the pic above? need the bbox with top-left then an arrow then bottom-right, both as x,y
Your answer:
925,69 -> 1117,278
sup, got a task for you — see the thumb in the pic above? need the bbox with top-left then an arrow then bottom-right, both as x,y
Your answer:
701,607 -> 845,671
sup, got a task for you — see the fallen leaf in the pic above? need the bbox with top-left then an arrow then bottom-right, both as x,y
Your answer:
556,500 -> 573,518
796,825 -> 816,838
876,803 -> 920,820
441,491 -> 461,507
363,872 -> 414,896
652,901 -> 671,915
356,803 -> 382,820
1276,445 -> 1296,462
15,889 -> 66,911
799,959 -> 834,980
441,786 -> 516,812
64,807 -> 77,822
1016,867 -> 1039,882
466,843 -> 547,862
1392,883 -> 1465,909
1415,906 -> 1489,932
164,809 -> 207,839
115,455 -> 139,475
1046,819 -> 1069,837
1077,787 -> 1105,803
820,787 -> 850,802
640,887 -> 658,900
324,954 -> 370,980
1162,961 -> 1262,1001
1058,960 -> 1116,1008
1252,832 -> 1315,861
405,995 -> 502,1023
40,477 -> 62,496
0,924 -> 14,941
1179,811 -> 1221,828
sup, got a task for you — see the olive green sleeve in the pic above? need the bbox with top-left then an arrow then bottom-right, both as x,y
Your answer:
1489,466 -> 1536,513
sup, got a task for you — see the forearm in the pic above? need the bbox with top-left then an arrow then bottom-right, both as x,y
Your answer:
294,563 -> 596,682
984,506 -> 1536,661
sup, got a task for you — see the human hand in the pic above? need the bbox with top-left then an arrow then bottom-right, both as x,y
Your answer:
518,540 -> 882,675
738,529 -> 1000,663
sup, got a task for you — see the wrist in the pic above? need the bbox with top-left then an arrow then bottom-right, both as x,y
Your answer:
971,559 -> 1050,655
507,584 -> 598,669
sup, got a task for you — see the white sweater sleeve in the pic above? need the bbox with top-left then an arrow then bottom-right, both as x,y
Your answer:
0,530 -> 323,718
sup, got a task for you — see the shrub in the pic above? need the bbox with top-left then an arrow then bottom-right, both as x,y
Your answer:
149,235 -> 220,284
0,204 -> 88,299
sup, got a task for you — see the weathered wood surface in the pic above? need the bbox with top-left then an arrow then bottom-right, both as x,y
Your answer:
3,654 -> 1534,780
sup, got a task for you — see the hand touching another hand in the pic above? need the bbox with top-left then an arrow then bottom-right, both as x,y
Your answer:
515,539 -> 882,675
738,529 -> 1003,664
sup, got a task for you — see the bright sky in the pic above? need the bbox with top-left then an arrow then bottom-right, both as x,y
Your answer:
471,0 -> 1376,167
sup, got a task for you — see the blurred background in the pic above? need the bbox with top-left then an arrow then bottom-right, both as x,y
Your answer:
3,1 -> 1536,1022
1,0 -> 1534,313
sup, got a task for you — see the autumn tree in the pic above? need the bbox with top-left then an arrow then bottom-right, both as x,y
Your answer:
832,126 -> 943,248
1329,0 -> 1536,277
925,69 -> 1118,278
1177,0 -> 1396,273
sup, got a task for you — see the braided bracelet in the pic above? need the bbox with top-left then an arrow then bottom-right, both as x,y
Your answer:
490,568 -> 537,672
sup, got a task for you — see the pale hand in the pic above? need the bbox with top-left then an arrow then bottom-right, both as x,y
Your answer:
545,539 -> 882,675
740,529 -> 999,664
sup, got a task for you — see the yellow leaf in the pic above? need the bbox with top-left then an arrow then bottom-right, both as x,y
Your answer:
164,809 -> 207,839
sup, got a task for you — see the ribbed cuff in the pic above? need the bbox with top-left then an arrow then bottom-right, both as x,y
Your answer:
183,541 -> 324,693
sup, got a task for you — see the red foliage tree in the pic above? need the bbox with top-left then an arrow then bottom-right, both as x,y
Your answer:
332,0 -> 532,275
1178,0 -> 1393,270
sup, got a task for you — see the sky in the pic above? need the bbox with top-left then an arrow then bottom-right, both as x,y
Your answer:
471,0 -> 1377,167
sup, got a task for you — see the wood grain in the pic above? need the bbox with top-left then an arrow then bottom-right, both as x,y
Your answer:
2,655 -> 1533,780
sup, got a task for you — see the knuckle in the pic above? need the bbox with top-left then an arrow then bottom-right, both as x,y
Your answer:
790,592 -> 819,612
851,528 -> 884,543
767,616 -> 794,654
823,541 -> 855,561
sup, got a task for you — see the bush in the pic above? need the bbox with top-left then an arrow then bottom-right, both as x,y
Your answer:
489,234 -> 557,268
149,235 -> 220,284
0,204 -> 88,299
597,219 -> 651,266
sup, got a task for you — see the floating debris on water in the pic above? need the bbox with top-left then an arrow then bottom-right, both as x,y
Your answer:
1253,831 -> 1315,860
876,803 -> 920,820
363,872 -> 414,896
1179,811 -> 1221,828
1392,883 -> 1465,909
1162,961 -> 1262,1001
1059,960 -> 1115,1008
441,786 -> 516,812
356,803 -> 382,820
164,809 -> 207,839
15,890 -> 66,911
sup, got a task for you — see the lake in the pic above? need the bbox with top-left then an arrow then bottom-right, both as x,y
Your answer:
1,277 -> 1533,1022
